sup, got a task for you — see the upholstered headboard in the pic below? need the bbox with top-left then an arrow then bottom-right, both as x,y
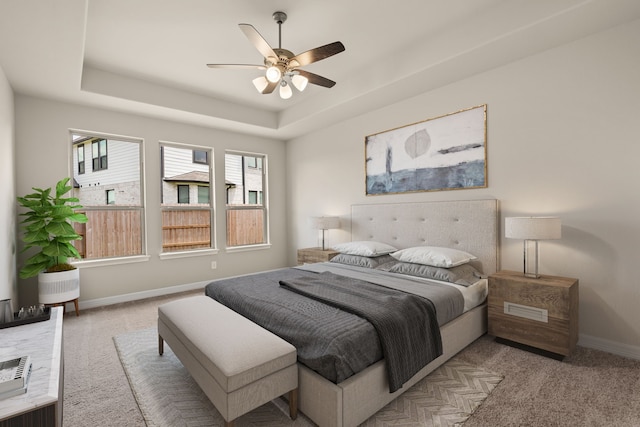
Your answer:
351,199 -> 498,275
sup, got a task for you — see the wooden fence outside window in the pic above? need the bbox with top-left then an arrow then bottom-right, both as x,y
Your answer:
74,209 -> 264,258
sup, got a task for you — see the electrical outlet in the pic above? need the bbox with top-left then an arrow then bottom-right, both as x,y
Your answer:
211,261 -> 217,269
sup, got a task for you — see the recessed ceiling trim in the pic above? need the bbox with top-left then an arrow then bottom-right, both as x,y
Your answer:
81,66 -> 279,131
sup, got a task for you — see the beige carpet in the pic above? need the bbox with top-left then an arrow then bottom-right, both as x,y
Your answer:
113,327 -> 502,427
61,291 -> 640,426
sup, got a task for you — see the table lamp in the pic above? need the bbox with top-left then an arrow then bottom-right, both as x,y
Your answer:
505,216 -> 561,278
309,216 -> 340,250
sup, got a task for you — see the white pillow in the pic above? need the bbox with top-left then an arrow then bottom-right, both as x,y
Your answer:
332,241 -> 398,257
390,246 -> 477,268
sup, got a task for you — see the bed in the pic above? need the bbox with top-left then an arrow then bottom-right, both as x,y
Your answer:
205,199 -> 498,426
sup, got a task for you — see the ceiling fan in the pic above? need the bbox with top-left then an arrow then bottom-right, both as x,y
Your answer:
207,11 -> 345,99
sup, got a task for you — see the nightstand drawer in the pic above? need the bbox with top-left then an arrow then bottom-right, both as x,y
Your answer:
487,306 -> 572,356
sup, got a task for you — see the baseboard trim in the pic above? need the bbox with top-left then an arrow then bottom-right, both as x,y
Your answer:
64,284 -> 640,362
579,333 -> 640,361
63,281 -> 208,312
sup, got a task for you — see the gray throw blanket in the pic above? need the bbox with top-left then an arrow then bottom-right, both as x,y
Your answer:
280,271 -> 442,393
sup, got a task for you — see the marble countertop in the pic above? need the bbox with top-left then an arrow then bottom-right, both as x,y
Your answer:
0,307 -> 63,420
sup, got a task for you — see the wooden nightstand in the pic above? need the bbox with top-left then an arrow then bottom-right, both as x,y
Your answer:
488,270 -> 579,358
297,247 -> 340,265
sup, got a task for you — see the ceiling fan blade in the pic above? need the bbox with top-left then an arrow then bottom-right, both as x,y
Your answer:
296,70 -> 336,88
290,41 -> 345,68
239,23 -> 278,62
261,80 -> 278,94
207,64 -> 266,70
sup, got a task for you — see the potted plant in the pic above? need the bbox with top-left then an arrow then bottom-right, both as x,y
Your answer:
17,177 -> 88,311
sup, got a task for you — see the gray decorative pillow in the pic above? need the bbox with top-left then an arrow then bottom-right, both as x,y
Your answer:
387,262 -> 485,287
330,253 -> 396,269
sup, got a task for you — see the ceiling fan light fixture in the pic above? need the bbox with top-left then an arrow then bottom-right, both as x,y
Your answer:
292,74 -> 308,92
279,80 -> 292,99
252,76 -> 269,93
265,65 -> 282,83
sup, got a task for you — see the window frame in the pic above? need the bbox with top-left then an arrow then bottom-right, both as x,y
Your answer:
224,150 -> 269,250
197,185 -> 210,204
177,185 -> 190,204
92,139 -> 108,171
159,141 -> 216,258
69,130 -> 148,268
77,144 -> 85,175
193,150 -> 209,165
106,189 -> 115,205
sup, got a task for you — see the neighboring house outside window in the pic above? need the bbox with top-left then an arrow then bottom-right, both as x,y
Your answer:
71,133 -> 145,260
225,151 -> 268,247
160,143 -> 214,253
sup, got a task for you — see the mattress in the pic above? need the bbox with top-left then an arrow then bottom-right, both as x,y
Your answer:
204,262 -> 479,385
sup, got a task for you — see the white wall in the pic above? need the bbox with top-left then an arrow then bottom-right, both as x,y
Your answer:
0,65 -> 16,304
15,96 -> 288,305
287,19 -> 640,356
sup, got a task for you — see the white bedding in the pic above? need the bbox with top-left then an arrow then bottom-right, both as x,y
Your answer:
437,277 -> 487,313
369,269 -> 487,313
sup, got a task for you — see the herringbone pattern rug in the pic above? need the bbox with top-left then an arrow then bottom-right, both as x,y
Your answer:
114,328 -> 502,426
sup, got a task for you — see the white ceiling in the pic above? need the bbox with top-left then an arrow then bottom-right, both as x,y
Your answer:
1,0 -> 639,139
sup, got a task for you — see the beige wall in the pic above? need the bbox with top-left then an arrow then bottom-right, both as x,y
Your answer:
286,20 -> 640,356
14,96 -> 288,305
0,65 -> 16,303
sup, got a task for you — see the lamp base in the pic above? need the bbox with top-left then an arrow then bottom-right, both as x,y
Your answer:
522,239 -> 540,279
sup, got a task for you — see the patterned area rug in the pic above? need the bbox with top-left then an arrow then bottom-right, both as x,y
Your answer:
114,328 -> 502,426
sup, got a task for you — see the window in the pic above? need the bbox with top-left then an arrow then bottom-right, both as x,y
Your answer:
77,145 -> 85,174
177,185 -> 190,204
198,185 -> 209,204
246,156 -> 262,169
71,132 -> 144,260
225,152 -> 267,247
193,150 -> 209,165
92,139 -> 108,171
161,143 -> 214,253
247,190 -> 263,205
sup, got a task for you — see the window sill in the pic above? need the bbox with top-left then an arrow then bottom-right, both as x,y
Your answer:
73,255 -> 150,269
159,248 -> 219,260
225,243 -> 272,253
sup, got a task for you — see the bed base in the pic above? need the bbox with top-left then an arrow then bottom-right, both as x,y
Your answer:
298,303 -> 488,427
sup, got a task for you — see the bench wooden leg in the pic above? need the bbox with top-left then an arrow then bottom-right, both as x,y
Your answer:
159,335 -> 164,356
289,389 -> 298,420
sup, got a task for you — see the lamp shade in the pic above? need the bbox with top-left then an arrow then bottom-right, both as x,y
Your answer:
505,217 -> 561,240
309,216 -> 340,230
265,65 -> 282,83
279,81 -> 292,99
292,74 -> 308,92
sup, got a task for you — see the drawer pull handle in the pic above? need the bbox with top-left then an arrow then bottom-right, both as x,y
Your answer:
504,302 -> 548,323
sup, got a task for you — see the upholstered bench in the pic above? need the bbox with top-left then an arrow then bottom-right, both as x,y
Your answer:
158,295 -> 298,427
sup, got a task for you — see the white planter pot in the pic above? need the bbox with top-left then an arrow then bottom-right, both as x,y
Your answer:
38,268 -> 80,305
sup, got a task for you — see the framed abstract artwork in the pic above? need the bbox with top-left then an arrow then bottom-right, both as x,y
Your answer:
365,104 -> 487,195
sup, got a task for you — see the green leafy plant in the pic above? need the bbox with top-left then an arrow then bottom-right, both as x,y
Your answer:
17,177 -> 88,279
